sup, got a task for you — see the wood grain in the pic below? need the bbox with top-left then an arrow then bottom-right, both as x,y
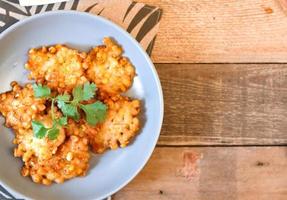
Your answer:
113,147 -> 287,200
156,63 -> 287,145
139,0 -> 287,63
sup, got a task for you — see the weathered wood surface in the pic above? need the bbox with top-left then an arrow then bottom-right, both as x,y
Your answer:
77,1 -> 287,198
140,0 -> 287,63
114,147 -> 287,200
156,63 -> 287,145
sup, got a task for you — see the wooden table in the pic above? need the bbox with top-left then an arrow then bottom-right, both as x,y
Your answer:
113,0 -> 287,199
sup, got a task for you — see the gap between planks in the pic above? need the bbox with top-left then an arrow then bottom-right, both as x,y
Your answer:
155,63 -> 287,146
113,146 -> 287,200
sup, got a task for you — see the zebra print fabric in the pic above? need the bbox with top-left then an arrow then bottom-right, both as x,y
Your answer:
0,0 -> 162,55
0,184 -> 23,199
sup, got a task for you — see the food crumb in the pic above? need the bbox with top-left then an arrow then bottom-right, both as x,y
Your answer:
263,7 -> 273,14
256,161 -> 269,166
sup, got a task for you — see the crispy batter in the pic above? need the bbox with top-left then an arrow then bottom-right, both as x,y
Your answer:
85,38 -> 135,95
0,82 -> 46,131
21,136 -> 90,185
64,95 -> 140,153
25,45 -> 88,93
0,38 -> 142,185
86,95 -> 140,153
65,118 -> 88,138
14,113 -> 66,162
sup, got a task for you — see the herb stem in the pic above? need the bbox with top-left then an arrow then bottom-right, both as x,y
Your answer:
51,98 -> 55,121
32,82 -> 105,140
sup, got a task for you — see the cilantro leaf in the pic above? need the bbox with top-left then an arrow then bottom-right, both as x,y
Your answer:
57,100 -> 66,110
32,120 -> 61,140
79,101 -> 107,125
47,127 -> 60,140
56,94 -> 71,101
33,84 -> 51,98
58,116 -> 68,126
31,83 -> 103,140
83,82 -> 97,101
32,121 -> 48,139
72,82 -> 97,103
72,85 -> 83,103
57,100 -> 80,120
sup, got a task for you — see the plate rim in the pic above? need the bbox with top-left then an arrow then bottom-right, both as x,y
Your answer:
0,10 -> 164,200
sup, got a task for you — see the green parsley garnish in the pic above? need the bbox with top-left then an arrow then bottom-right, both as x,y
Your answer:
32,116 -> 67,140
32,82 -> 107,140
31,121 -> 48,139
79,102 -> 107,125
32,83 -> 51,98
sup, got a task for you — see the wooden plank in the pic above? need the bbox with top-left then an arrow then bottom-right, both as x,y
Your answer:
156,64 -> 287,145
139,0 -> 287,63
113,147 -> 287,200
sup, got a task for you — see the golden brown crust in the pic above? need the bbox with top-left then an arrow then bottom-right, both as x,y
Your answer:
0,38 -> 141,185
85,38 -> 136,95
64,95 -> 141,153
25,45 -> 88,93
21,136 -> 90,185
64,118 -> 87,138
0,82 -> 46,131
86,95 -> 140,153
14,113 -> 66,162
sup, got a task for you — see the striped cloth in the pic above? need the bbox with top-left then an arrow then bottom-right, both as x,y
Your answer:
0,0 -> 162,55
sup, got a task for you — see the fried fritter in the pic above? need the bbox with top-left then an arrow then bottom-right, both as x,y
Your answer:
14,113 -> 66,162
0,82 -> 46,131
21,136 -> 90,185
64,118 -> 88,138
25,45 -> 88,93
86,95 -> 140,153
85,38 -> 135,95
0,37 -> 143,186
